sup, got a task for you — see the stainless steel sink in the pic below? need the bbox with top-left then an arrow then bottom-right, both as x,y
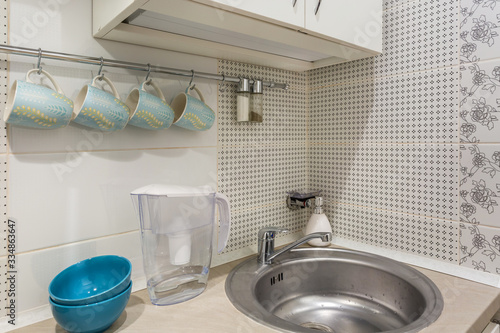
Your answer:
225,248 -> 443,333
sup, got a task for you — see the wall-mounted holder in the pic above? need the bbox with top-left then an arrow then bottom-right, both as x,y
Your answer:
287,191 -> 321,210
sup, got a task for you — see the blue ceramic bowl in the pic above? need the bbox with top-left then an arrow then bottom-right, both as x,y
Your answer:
50,282 -> 132,333
49,255 -> 131,306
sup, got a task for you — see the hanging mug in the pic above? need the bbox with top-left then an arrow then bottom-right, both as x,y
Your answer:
3,69 -> 74,129
72,75 -> 130,132
171,85 -> 215,131
125,80 -> 175,130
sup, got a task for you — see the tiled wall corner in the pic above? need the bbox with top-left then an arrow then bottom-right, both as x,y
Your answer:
217,60 -> 309,257
328,202 -> 459,263
459,0 -> 500,272
308,0 -> 462,265
309,144 -> 459,221
308,0 -> 459,90
309,67 -> 459,144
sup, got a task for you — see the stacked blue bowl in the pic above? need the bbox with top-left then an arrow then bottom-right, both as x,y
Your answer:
48,255 -> 132,333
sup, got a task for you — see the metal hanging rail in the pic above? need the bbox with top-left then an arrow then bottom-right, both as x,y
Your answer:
0,44 -> 289,90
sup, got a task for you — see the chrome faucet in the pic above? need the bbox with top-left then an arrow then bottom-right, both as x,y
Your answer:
257,227 -> 332,264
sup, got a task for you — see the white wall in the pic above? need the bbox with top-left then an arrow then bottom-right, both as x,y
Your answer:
1,0 -> 220,326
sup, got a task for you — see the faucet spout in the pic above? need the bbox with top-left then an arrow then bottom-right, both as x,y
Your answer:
257,227 -> 332,265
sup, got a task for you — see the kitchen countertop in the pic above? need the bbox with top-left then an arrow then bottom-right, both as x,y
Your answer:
11,253 -> 500,333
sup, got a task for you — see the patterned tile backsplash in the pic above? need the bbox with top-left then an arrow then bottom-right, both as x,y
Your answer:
460,223 -> 500,274
217,60 -> 309,255
309,67 -> 459,144
460,59 -> 500,143
460,144 -> 500,227
329,202 -> 459,263
374,0 -> 459,78
307,0 -> 499,276
309,144 -> 459,220
215,0 -> 500,277
460,0 -> 500,63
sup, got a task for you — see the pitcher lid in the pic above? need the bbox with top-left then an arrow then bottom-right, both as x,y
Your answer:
130,184 -> 215,196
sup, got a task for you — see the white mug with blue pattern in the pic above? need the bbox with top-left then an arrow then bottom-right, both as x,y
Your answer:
171,85 -> 215,131
72,75 -> 130,132
125,79 -> 174,130
3,69 -> 74,129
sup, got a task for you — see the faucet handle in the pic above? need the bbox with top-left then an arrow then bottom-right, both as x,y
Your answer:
258,227 -> 289,240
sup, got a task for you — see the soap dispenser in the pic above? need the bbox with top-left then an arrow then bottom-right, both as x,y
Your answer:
305,197 -> 332,247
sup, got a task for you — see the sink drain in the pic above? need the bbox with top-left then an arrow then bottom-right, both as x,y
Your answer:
300,322 -> 335,332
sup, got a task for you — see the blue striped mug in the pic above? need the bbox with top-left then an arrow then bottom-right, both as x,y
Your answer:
3,69 -> 74,129
125,79 -> 174,130
171,85 -> 215,131
72,75 -> 130,132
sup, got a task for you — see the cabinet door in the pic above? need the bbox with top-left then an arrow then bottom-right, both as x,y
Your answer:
191,0 -> 305,29
304,0 -> 382,53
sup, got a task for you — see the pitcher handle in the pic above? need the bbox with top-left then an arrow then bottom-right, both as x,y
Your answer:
215,193 -> 231,254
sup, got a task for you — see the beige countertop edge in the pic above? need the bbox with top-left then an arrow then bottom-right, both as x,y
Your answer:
11,252 -> 500,333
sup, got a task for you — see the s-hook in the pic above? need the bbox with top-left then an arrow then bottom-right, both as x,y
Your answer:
189,69 -> 196,90
36,48 -> 43,74
219,73 -> 226,93
145,63 -> 152,84
97,56 -> 104,80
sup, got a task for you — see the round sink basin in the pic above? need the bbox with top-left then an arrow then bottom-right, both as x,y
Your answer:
225,248 -> 443,333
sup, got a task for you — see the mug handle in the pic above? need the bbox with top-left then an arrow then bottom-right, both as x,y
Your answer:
185,85 -> 205,103
91,75 -> 120,99
141,80 -> 166,101
26,69 -> 65,95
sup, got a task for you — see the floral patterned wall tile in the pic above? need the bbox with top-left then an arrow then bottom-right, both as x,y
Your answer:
460,144 -> 500,226
460,0 -> 500,63
460,222 -> 500,273
460,59 -> 500,143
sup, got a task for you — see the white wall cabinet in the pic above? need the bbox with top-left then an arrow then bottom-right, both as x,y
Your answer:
192,0 -> 305,29
304,0 -> 382,53
93,0 -> 382,71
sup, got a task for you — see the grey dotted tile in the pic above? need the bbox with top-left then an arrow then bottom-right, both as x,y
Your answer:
223,203 -> 308,253
219,145 -> 307,212
218,60 -> 307,146
375,0 -> 459,78
307,57 -> 375,90
308,0 -> 459,89
309,144 -> 459,220
310,67 -> 459,144
384,0 -> 420,11
460,223 -> 500,274
327,202 -> 459,263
